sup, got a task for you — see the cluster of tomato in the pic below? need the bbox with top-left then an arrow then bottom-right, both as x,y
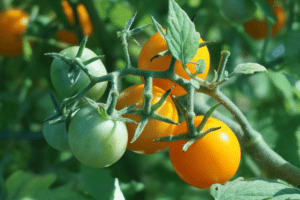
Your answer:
44,29 -> 241,189
0,0 -> 92,57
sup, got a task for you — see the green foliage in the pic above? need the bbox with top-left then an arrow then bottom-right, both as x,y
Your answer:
1,0 -> 300,199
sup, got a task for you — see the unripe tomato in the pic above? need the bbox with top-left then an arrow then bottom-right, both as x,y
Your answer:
0,9 -> 29,56
42,110 -> 70,151
68,105 -> 128,168
169,116 -> 241,189
222,0 -> 256,23
138,31 -> 210,97
243,1 -> 286,40
116,84 -> 179,154
50,46 -> 108,100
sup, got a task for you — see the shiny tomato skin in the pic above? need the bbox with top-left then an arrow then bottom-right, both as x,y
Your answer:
169,116 -> 241,189
116,84 -> 179,154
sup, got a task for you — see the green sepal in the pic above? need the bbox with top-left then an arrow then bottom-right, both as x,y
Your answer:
76,35 -> 89,58
196,103 -> 221,132
151,16 -> 165,39
49,91 -> 60,113
171,95 -> 187,117
97,105 -> 110,120
116,103 -> 139,116
44,53 -> 73,65
154,131 -> 190,142
82,55 -> 105,66
130,24 -> 152,36
131,116 -> 149,143
151,85 -> 174,112
125,12 -> 137,30
152,112 -> 179,125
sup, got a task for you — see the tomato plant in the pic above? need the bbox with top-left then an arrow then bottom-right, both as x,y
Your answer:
138,30 -> 210,97
42,110 -> 70,151
222,0 -> 256,23
169,116 -> 241,189
50,46 -> 108,100
116,84 -> 178,154
0,9 -> 29,56
68,105 -> 128,168
243,1 -> 286,40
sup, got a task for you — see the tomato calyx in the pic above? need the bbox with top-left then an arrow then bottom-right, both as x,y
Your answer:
155,102 -> 222,151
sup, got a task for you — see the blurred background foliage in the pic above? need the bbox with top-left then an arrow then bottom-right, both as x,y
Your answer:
0,0 -> 300,199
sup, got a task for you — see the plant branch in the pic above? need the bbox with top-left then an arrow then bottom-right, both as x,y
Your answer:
196,88 -> 300,188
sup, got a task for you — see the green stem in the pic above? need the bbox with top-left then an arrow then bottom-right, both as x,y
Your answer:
186,85 -> 197,137
106,74 -> 119,116
143,77 -> 153,115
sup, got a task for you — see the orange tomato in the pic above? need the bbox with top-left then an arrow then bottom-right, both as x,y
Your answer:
61,0 -> 93,36
56,29 -> 78,45
169,116 -> 241,189
116,84 -> 178,154
138,30 -> 210,97
0,9 -> 29,56
243,1 -> 286,40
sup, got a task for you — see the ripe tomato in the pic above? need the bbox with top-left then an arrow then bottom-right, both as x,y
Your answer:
243,1 -> 286,40
222,0 -> 256,23
61,0 -> 93,36
56,29 -> 79,45
0,9 -> 29,56
50,46 -> 108,100
138,30 -> 210,97
42,110 -> 70,151
169,116 -> 241,189
68,105 -> 128,168
116,84 -> 179,154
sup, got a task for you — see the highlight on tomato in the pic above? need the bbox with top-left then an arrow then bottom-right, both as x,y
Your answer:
169,116 -> 241,189
116,84 -> 179,154
0,9 -> 29,56
138,30 -> 210,97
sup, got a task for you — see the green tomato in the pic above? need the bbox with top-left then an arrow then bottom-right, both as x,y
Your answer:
50,46 -> 108,100
222,0 -> 256,23
68,105 -> 128,168
42,110 -> 70,151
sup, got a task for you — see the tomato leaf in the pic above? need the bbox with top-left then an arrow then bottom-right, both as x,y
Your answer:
233,63 -> 267,75
252,0 -> 277,24
5,170 -> 57,199
79,165 -> 115,200
210,178 -> 300,200
165,0 -> 200,65
194,59 -> 206,74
